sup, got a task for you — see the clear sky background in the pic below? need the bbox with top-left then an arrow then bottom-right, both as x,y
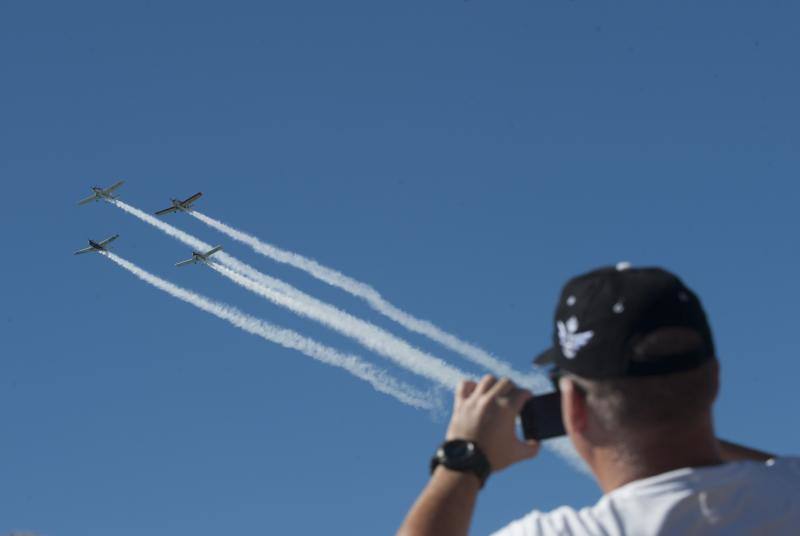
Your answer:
1,1 -> 798,535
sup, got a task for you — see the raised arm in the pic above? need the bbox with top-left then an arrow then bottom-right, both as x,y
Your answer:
397,466 -> 482,536
397,376 -> 540,536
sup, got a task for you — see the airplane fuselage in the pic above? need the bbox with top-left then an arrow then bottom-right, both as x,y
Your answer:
174,244 -> 220,267
85,188 -> 103,201
78,181 -> 123,206
90,187 -> 113,200
74,234 -> 118,255
156,192 -> 200,215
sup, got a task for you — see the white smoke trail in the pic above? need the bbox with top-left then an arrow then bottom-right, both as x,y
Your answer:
102,207 -> 582,467
190,211 -> 547,391
114,200 -> 210,251
102,251 -> 437,410
112,200 -> 471,389
209,262 -> 470,389
113,200 -> 312,298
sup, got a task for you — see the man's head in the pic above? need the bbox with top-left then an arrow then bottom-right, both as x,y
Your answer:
534,264 -> 720,480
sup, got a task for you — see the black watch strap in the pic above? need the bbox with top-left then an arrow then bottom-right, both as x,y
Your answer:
430,439 -> 491,488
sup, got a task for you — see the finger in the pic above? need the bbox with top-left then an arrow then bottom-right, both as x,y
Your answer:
514,438 -> 540,461
485,377 -> 514,400
456,380 -> 477,402
475,374 -> 498,395
508,388 -> 534,413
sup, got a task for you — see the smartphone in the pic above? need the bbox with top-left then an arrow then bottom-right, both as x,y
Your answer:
519,392 -> 566,440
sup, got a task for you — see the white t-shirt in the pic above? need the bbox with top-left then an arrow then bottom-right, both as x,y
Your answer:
492,457 -> 800,535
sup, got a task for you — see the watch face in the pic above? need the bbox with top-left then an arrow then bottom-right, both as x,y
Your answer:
432,439 -> 489,487
442,440 -> 475,462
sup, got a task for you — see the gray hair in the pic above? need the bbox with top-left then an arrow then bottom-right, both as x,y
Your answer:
570,328 -> 718,432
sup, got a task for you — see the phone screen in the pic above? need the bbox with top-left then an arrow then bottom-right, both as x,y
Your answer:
519,392 -> 566,440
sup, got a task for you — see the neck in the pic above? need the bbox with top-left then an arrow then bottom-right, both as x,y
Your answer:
590,418 -> 723,494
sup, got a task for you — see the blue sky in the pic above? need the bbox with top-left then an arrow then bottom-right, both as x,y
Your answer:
1,1 -> 798,534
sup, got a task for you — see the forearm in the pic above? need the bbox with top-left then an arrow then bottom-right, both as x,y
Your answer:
397,467 -> 481,536
718,438 -> 775,462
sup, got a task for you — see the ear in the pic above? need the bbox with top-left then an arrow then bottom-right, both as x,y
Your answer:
560,377 -> 588,435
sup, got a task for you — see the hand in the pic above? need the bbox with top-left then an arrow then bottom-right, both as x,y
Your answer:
446,375 -> 540,472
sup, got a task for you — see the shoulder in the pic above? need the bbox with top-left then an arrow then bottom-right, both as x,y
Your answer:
490,504 -> 612,536
765,456 -> 800,473
753,456 -> 800,486
491,459 -> 800,536
705,456 -> 800,488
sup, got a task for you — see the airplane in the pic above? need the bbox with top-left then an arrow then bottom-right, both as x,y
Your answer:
74,234 -> 120,255
175,245 -> 223,267
77,181 -> 125,205
155,192 -> 203,215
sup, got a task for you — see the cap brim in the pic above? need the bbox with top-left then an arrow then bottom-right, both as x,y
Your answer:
533,347 -> 558,367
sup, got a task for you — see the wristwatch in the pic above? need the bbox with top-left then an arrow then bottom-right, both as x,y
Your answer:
430,439 -> 491,488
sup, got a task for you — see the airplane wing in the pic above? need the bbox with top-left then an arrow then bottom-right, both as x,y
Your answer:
105,180 -> 125,194
77,193 -> 97,206
175,258 -> 196,267
98,234 -> 119,247
182,192 -> 203,206
74,246 -> 95,255
155,206 -> 179,216
204,245 -> 223,257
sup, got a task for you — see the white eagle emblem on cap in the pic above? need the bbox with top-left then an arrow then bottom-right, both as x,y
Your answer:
558,316 -> 594,359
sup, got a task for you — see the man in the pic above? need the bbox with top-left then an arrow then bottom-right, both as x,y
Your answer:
398,265 -> 800,535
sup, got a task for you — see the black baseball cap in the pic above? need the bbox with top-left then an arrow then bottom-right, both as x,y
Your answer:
533,263 -> 716,379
